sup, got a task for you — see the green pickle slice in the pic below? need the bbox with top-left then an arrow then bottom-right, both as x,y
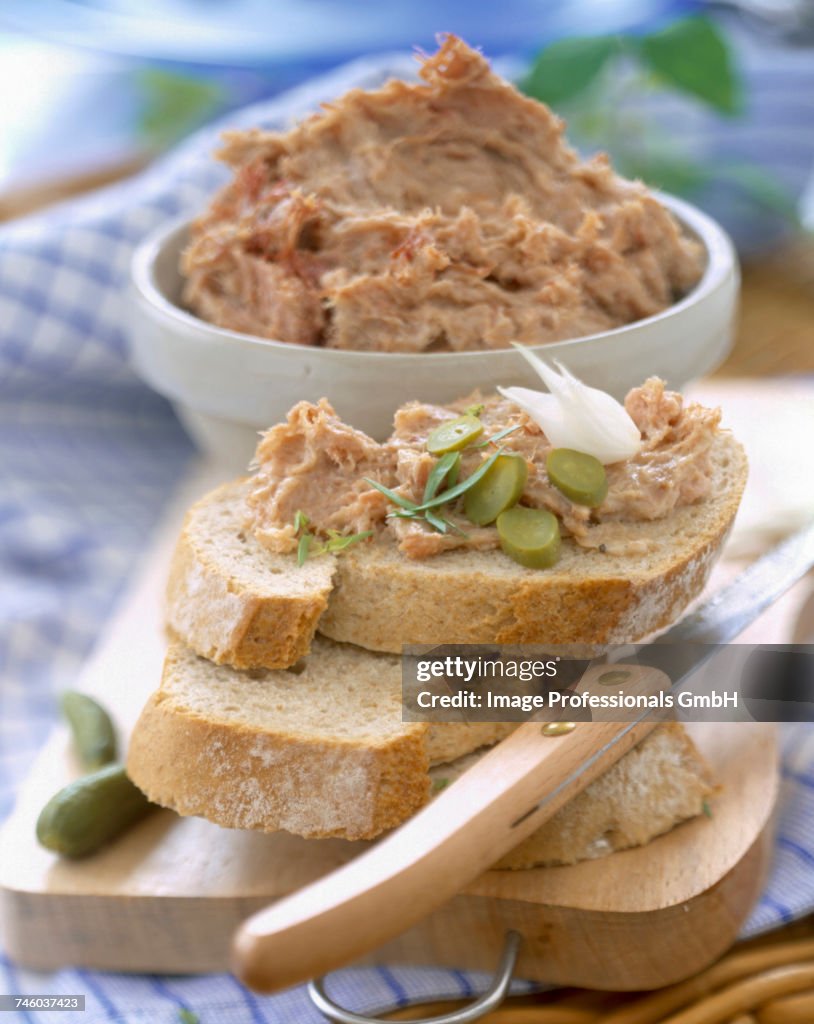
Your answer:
426,415 -> 484,455
497,506 -> 561,569
546,448 -> 608,507
463,454 -> 528,526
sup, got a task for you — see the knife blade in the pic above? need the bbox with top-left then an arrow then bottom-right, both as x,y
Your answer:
609,520 -> 814,687
663,520 -> 814,646
233,523 -> 814,994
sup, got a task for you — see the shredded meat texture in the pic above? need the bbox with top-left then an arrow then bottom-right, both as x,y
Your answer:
388,513 -> 500,559
246,399 -> 395,552
526,379 -> 721,553
182,35 -> 704,353
607,379 -> 721,517
245,379 -> 721,560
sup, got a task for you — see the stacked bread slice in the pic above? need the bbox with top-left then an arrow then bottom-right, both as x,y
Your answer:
128,428 -> 746,866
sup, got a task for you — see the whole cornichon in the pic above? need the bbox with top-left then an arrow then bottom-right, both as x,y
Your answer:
61,690 -> 117,770
36,764 -> 154,858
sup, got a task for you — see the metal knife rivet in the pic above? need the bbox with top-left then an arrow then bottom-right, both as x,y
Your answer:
598,670 -> 632,686
541,721 -> 577,737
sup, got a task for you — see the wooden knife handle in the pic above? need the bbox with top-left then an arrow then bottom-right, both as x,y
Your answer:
233,666 -> 663,993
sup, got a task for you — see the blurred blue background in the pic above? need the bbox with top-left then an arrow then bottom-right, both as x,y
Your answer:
0,0 -> 812,251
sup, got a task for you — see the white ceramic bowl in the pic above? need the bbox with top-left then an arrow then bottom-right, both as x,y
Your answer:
128,193 -> 738,468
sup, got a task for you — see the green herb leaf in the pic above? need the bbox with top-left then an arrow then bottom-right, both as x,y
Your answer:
415,447 -> 504,512
473,424 -> 522,448
446,453 -> 462,489
177,1011 -> 200,1024
636,16 -> 742,115
521,35 -> 619,106
702,798 -> 713,819
444,518 -> 470,538
432,777 -> 451,793
370,451 -> 503,535
391,505 -> 470,538
464,403 -> 485,418
363,478 -> 418,512
324,531 -> 374,553
423,452 -> 461,505
293,513 -> 371,564
136,68 -> 225,148
424,509 -> 449,534
297,533 -> 311,567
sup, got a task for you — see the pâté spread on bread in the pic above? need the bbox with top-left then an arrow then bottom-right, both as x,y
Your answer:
246,366 -> 722,566
182,35 -> 704,352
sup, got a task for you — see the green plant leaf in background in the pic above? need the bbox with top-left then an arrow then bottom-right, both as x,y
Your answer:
617,153 -> 711,197
517,15 -> 797,224
136,68 -> 226,149
613,152 -> 797,221
636,16 -> 742,115
521,35 -> 619,105
714,162 -> 801,221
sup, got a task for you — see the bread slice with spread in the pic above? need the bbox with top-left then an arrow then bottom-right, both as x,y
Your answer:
166,479 -> 336,671
167,377 -> 747,667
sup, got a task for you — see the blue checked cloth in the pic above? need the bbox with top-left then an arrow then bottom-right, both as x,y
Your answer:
1,46 -> 814,1024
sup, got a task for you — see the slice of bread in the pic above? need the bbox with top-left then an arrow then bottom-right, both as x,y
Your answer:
168,434 -> 746,668
321,434 -> 746,650
166,480 -> 336,670
433,722 -> 714,870
127,639 -> 712,858
127,637 -> 514,841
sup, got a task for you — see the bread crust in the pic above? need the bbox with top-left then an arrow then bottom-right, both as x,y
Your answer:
127,640 -> 513,840
127,644 -> 428,840
491,722 -> 714,868
127,642 -> 713,855
166,481 -> 336,670
167,436 -> 746,667
141,430 -> 742,853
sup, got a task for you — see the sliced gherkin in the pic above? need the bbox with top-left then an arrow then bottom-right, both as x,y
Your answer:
496,506 -> 561,569
546,448 -> 608,507
426,415 -> 484,455
463,454 -> 528,526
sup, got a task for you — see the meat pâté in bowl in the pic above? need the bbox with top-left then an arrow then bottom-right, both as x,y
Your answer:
129,34 -> 738,465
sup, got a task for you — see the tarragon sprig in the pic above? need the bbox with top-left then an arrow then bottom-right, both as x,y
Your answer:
293,511 -> 373,566
423,451 -> 461,504
473,423 -> 521,447
364,444 -> 506,535
363,419 -> 525,535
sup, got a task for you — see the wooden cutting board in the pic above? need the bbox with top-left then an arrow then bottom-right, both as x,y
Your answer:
0,461 -> 781,991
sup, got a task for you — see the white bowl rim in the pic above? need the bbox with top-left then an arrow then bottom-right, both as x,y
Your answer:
131,191 -> 737,364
